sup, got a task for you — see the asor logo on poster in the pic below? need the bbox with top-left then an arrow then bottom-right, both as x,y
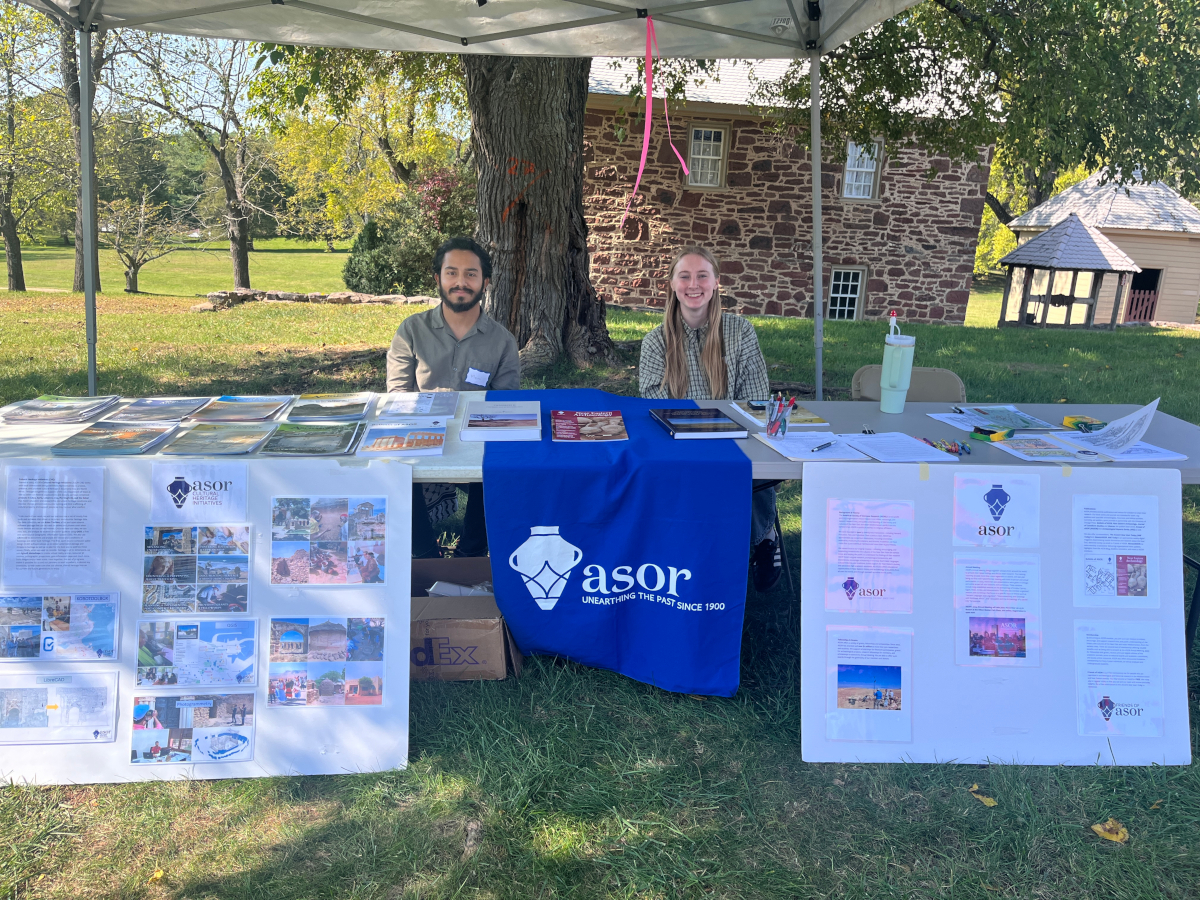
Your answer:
151,463 -> 248,522
1097,695 -> 1144,721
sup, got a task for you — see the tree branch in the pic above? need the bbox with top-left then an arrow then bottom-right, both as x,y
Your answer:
985,190 -> 1014,224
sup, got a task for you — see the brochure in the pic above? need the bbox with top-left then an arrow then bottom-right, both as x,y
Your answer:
754,432 -> 867,461
136,619 -> 257,687
927,405 -> 1061,432
160,423 -> 276,456
131,692 -> 255,764
0,593 -> 119,661
649,408 -> 748,439
0,394 -> 120,423
259,422 -> 364,456
733,401 -> 828,428
51,422 -> 180,456
271,496 -> 386,585
551,410 -> 628,441
187,395 -> 292,422
0,672 -> 118,744
1055,399 -> 1159,456
992,435 -> 1112,463
268,616 -> 385,707
460,401 -> 542,441
376,391 -> 460,420
142,524 -> 250,613
105,397 -> 212,423
356,422 -> 447,457
286,392 -> 374,423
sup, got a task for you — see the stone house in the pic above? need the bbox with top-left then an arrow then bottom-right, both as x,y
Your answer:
583,60 -> 989,323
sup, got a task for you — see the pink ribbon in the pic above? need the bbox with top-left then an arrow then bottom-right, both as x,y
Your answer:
620,16 -> 689,228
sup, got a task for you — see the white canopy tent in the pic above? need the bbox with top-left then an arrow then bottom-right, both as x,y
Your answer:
30,0 -> 919,396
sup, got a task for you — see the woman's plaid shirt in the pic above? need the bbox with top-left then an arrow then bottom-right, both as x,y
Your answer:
638,312 -> 771,401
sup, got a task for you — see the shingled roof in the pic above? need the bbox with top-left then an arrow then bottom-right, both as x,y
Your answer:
999,213 -> 1141,273
1008,171 -> 1200,234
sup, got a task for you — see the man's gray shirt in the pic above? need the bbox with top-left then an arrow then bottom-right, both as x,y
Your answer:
386,304 -> 521,393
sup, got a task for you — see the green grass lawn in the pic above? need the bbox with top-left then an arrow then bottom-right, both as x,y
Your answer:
1,291 -> 1199,900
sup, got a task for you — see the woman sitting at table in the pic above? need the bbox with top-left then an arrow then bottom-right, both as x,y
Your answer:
638,245 -> 781,592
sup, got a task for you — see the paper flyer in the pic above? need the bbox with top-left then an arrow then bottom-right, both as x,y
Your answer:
1060,399 -> 1159,455
142,525 -> 250,613
131,692 -> 255,764
1074,620 -> 1164,737
825,626 -> 912,742
953,555 -> 1041,666
3,466 -> 104,587
270,497 -> 387,585
267,617 -> 385,707
825,499 -> 914,612
0,671 -> 118,744
952,473 -> 1040,548
1072,495 -> 1159,608
149,464 -> 248,523
136,619 -> 256,687
0,593 -> 119,661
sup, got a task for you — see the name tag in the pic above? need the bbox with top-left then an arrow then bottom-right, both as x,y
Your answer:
465,367 -> 491,387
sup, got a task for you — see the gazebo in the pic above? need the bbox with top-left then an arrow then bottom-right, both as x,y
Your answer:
997,213 -> 1141,329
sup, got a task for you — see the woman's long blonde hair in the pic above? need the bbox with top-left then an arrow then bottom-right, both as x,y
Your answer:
660,246 -> 727,399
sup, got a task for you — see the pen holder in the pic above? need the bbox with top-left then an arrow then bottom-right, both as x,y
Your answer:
766,405 -> 789,439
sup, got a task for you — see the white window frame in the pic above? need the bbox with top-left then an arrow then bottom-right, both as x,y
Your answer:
686,122 -> 730,190
827,267 -> 867,320
843,140 -> 884,200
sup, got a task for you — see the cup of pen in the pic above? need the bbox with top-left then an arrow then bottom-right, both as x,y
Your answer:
766,401 -> 789,439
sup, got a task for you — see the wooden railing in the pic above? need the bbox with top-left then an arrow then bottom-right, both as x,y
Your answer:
1124,289 -> 1159,322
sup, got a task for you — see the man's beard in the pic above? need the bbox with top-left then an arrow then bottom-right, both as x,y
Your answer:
439,283 -> 484,314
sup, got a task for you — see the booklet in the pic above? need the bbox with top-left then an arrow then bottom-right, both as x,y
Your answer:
259,422 -> 364,456
285,392 -> 374,423
376,391 -> 460,421
105,397 -> 213,423
51,421 -> 180,456
992,435 -> 1113,463
187,395 -> 292,422
551,410 -> 628,442
460,401 -> 542,441
357,422 -> 447,457
160,424 -> 277,456
732,401 -> 828,428
0,394 -> 120,423
650,408 -> 748,439
754,432 -> 867,460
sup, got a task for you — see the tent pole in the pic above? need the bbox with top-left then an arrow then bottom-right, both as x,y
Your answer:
78,26 -> 98,397
809,46 -> 823,401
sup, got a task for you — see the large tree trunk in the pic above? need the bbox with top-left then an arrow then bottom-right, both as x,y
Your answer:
463,56 -> 612,370
0,200 -> 25,292
125,266 -> 138,293
57,25 -> 102,294
214,152 -> 252,289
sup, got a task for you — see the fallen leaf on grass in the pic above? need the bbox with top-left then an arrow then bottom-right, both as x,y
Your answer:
968,784 -> 998,807
982,884 -> 1000,892
1150,800 -> 1164,810
147,869 -> 164,884
462,820 -> 483,862
1091,818 -> 1129,843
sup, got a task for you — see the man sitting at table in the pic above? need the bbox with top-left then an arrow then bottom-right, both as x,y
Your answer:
387,236 -> 520,558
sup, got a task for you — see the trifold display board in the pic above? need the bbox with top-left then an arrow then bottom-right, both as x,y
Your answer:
801,463 -> 1191,765
0,457 -> 411,784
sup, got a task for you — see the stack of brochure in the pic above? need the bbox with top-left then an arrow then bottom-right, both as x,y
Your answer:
260,422 -> 365,456
160,423 -> 277,455
51,421 -> 180,455
0,394 -> 120,423
105,397 -> 212,423
357,421 -> 447,457
376,391 -> 460,421
187,395 -> 292,422
285,392 -> 374,423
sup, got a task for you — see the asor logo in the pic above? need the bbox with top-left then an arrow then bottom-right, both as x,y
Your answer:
165,476 -> 234,510
840,576 -> 885,600
1097,695 -> 1143,720
984,484 -> 1011,522
978,524 -> 1016,537
842,576 -> 858,601
168,475 -> 191,509
1098,695 -> 1115,720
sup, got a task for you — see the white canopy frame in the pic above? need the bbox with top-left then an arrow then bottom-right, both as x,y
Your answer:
33,0 -> 919,398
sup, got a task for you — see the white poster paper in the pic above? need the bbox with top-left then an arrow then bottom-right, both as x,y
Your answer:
136,619 -> 256,687
1072,495 -> 1159,607
0,672 -> 118,744
953,555 -> 1041,666
825,499 -> 914,612
1074,620 -> 1164,737
826,626 -> 912,742
150,463 -> 248,523
131,692 -> 255,764
953,473 -> 1040,548
2,466 -> 104,586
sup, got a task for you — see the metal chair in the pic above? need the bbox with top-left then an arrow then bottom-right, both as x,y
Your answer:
851,365 -> 967,403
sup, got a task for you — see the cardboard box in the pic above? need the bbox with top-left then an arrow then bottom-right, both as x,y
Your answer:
410,557 -> 522,681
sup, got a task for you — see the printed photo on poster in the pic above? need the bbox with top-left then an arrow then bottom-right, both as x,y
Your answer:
270,497 -> 387,585
0,593 -> 118,661
131,692 -> 254,764
3,466 -> 104,587
267,616 -> 385,706
824,499 -> 914,613
953,473 -> 1040,548
953,555 -> 1041,666
825,626 -> 912,742
141,524 -> 250,613
136,619 -> 256,687
0,672 -> 118,744
1074,620 -> 1164,737
1072,495 -> 1159,608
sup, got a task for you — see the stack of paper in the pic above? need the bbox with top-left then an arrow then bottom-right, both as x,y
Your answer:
0,394 -> 120,423
105,397 -> 212,423
259,422 -> 365,456
51,422 -> 180,455
839,432 -> 959,463
376,391 -> 460,421
755,432 -> 868,461
187,395 -> 292,422
160,423 -> 277,455
285,392 -> 374,423
356,422 -> 447,457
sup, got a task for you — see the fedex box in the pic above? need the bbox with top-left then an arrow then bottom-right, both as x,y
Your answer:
410,557 -> 522,682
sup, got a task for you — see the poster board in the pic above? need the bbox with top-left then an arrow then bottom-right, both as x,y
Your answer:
0,456 -> 411,784
801,462 -> 1191,766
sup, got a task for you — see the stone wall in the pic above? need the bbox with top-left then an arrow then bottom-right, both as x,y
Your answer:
583,108 -> 989,323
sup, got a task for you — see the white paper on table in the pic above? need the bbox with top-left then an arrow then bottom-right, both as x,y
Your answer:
825,498 -> 914,612
1113,441 -> 1187,463
3,466 -> 104,587
927,406 -> 1061,431
1072,494 -> 1159,608
992,434 -> 1112,463
953,554 -> 1041,666
952,472 -> 1040,548
826,625 -> 912,742
1058,399 -> 1159,455
0,671 -> 118,744
837,433 -> 958,463
150,463 -> 248,523
753,432 -> 868,461
1074,620 -> 1164,737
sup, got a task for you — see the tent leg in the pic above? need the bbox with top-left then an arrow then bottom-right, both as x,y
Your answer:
809,47 -> 823,401
78,27 -> 98,397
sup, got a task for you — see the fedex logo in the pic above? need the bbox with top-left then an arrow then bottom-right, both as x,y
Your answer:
411,637 -> 481,667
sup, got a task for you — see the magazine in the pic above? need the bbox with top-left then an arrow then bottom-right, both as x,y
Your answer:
356,422 -> 446,456
551,410 -> 629,441
285,392 -> 374,423
460,401 -> 542,441
51,422 -> 180,456
159,423 -> 277,456
376,391 -> 459,420
259,422 -> 364,456
0,394 -> 120,423
187,395 -> 292,422
732,401 -> 828,428
105,397 -> 212,423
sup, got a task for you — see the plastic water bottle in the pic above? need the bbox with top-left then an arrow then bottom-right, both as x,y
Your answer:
880,311 -> 915,414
